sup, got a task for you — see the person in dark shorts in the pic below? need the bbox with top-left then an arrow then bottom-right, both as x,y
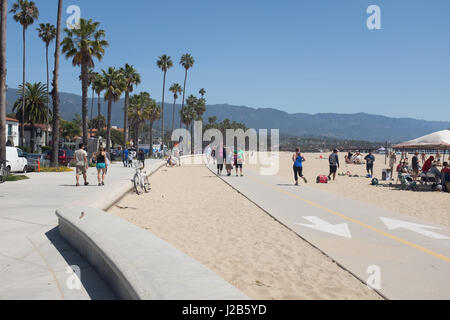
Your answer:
328,149 -> 339,181
292,148 -> 307,186
364,151 -> 375,176
217,145 -> 225,175
137,149 -> 145,169
235,148 -> 245,177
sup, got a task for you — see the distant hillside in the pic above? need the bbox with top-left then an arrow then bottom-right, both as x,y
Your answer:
6,88 -> 450,143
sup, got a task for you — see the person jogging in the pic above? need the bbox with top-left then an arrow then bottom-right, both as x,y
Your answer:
292,148 -> 307,186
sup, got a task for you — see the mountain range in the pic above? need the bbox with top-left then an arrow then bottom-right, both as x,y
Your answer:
6,88 -> 450,143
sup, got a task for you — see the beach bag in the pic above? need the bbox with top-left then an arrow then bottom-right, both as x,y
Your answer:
316,175 -> 328,184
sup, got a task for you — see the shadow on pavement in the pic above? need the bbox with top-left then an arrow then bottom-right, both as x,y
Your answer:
45,227 -> 117,300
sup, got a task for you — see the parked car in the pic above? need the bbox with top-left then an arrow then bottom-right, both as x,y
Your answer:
5,147 -> 28,173
110,149 -> 122,161
44,149 -> 74,166
25,154 -> 48,172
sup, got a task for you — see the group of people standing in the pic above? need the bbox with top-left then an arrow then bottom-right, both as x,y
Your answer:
211,146 -> 245,177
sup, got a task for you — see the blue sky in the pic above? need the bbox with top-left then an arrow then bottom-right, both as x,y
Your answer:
5,0 -> 450,121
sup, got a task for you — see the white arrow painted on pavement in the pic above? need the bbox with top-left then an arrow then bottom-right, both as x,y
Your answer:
296,216 -> 352,239
380,217 -> 450,240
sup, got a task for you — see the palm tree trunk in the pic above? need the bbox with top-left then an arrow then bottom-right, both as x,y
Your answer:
20,27 -> 26,148
180,70 -> 188,128
90,87 -> 94,137
161,71 -> 166,145
45,44 -> 50,146
30,122 -> 35,152
51,0 -> 63,167
0,0 -> 7,162
81,63 -> 89,146
149,122 -> 153,156
135,122 -> 139,150
171,97 -> 177,137
123,90 -> 129,149
97,93 -> 101,134
106,100 -> 112,152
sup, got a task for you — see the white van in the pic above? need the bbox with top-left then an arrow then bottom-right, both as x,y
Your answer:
5,147 -> 28,173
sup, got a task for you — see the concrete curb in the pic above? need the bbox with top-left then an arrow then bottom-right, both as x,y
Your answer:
56,206 -> 249,300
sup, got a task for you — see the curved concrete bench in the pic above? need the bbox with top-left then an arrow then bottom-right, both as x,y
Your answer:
56,206 -> 249,300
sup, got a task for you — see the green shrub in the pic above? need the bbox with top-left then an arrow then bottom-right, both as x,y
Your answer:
39,167 -> 73,173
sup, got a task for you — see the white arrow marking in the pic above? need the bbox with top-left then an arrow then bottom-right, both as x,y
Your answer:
296,216 -> 352,239
380,217 -> 450,240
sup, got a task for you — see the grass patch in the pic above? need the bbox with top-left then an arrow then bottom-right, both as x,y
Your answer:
39,167 -> 73,173
6,175 -> 30,182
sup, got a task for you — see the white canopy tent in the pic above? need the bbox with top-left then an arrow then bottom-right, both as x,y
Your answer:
393,130 -> 450,150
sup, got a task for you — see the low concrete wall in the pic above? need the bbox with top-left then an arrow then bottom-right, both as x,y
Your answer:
56,206 -> 249,300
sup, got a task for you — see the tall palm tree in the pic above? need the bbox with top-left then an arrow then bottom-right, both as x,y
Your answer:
199,88 -> 206,98
169,83 -> 182,134
180,95 -> 197,154
50,0 -> 62,167
37,22 -> 56,146
0,0 -> 8,162
120,64 -> 141,149
179,54 -> 194,128
129,92 -> 153,150
86,70 -> 98,122
61,18 -> 108,146
92,72 -> 105,135
157,54 -> 173,146
102,67 -> 125,152
13,82 -> 48,152
10,0 -> 39,148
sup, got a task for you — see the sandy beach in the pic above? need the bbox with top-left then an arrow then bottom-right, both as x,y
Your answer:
248,152 -> 450,228
109,163 -> 381,300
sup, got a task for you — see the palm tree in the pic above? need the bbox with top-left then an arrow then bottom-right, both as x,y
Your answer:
157,54 -> 173,146
147,98 -> 161,155
180,95 -> 197,154
10,0 -> 39,148
37,23 -> 56,146
13,82 -> 48,152
92,72 -> 105,134
120,64 -> 141,149
179,54 -> 194,128
86,70 -> 98,122
61,18 -> 108,146
50,0 -> 62,167
129,92 -> 149,150
199,88 -> 206,98
102,67 -> 125,152
169,83 -> 182,134
0,0 -> 8,163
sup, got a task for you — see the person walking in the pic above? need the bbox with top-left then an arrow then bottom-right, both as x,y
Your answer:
74,143 -> 89,187
235,148 -> 245,177
123,148 -> 129,167
292,148 -> 307,186
328,149 -> 340,181
217,144 -> 225,175
93,147 -> 108,186
137,149 -> 146,169
364,151 -> 375,177
225,147 -> 233,176
211,147 -> 216,165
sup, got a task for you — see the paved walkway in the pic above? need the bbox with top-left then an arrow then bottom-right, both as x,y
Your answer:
0,159 -> 164,300
208,165 -> 450,300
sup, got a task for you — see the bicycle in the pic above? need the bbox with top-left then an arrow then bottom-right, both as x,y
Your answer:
0,160 -> 9,184
132,160 -> 151,195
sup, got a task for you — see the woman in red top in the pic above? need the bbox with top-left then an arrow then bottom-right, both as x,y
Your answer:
422,156 -> 434,173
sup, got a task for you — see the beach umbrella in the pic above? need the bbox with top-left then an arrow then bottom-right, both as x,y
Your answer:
393,130 -> 450,150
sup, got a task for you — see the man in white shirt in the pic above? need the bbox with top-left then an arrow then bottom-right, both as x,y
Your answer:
74,143 -> 89,187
